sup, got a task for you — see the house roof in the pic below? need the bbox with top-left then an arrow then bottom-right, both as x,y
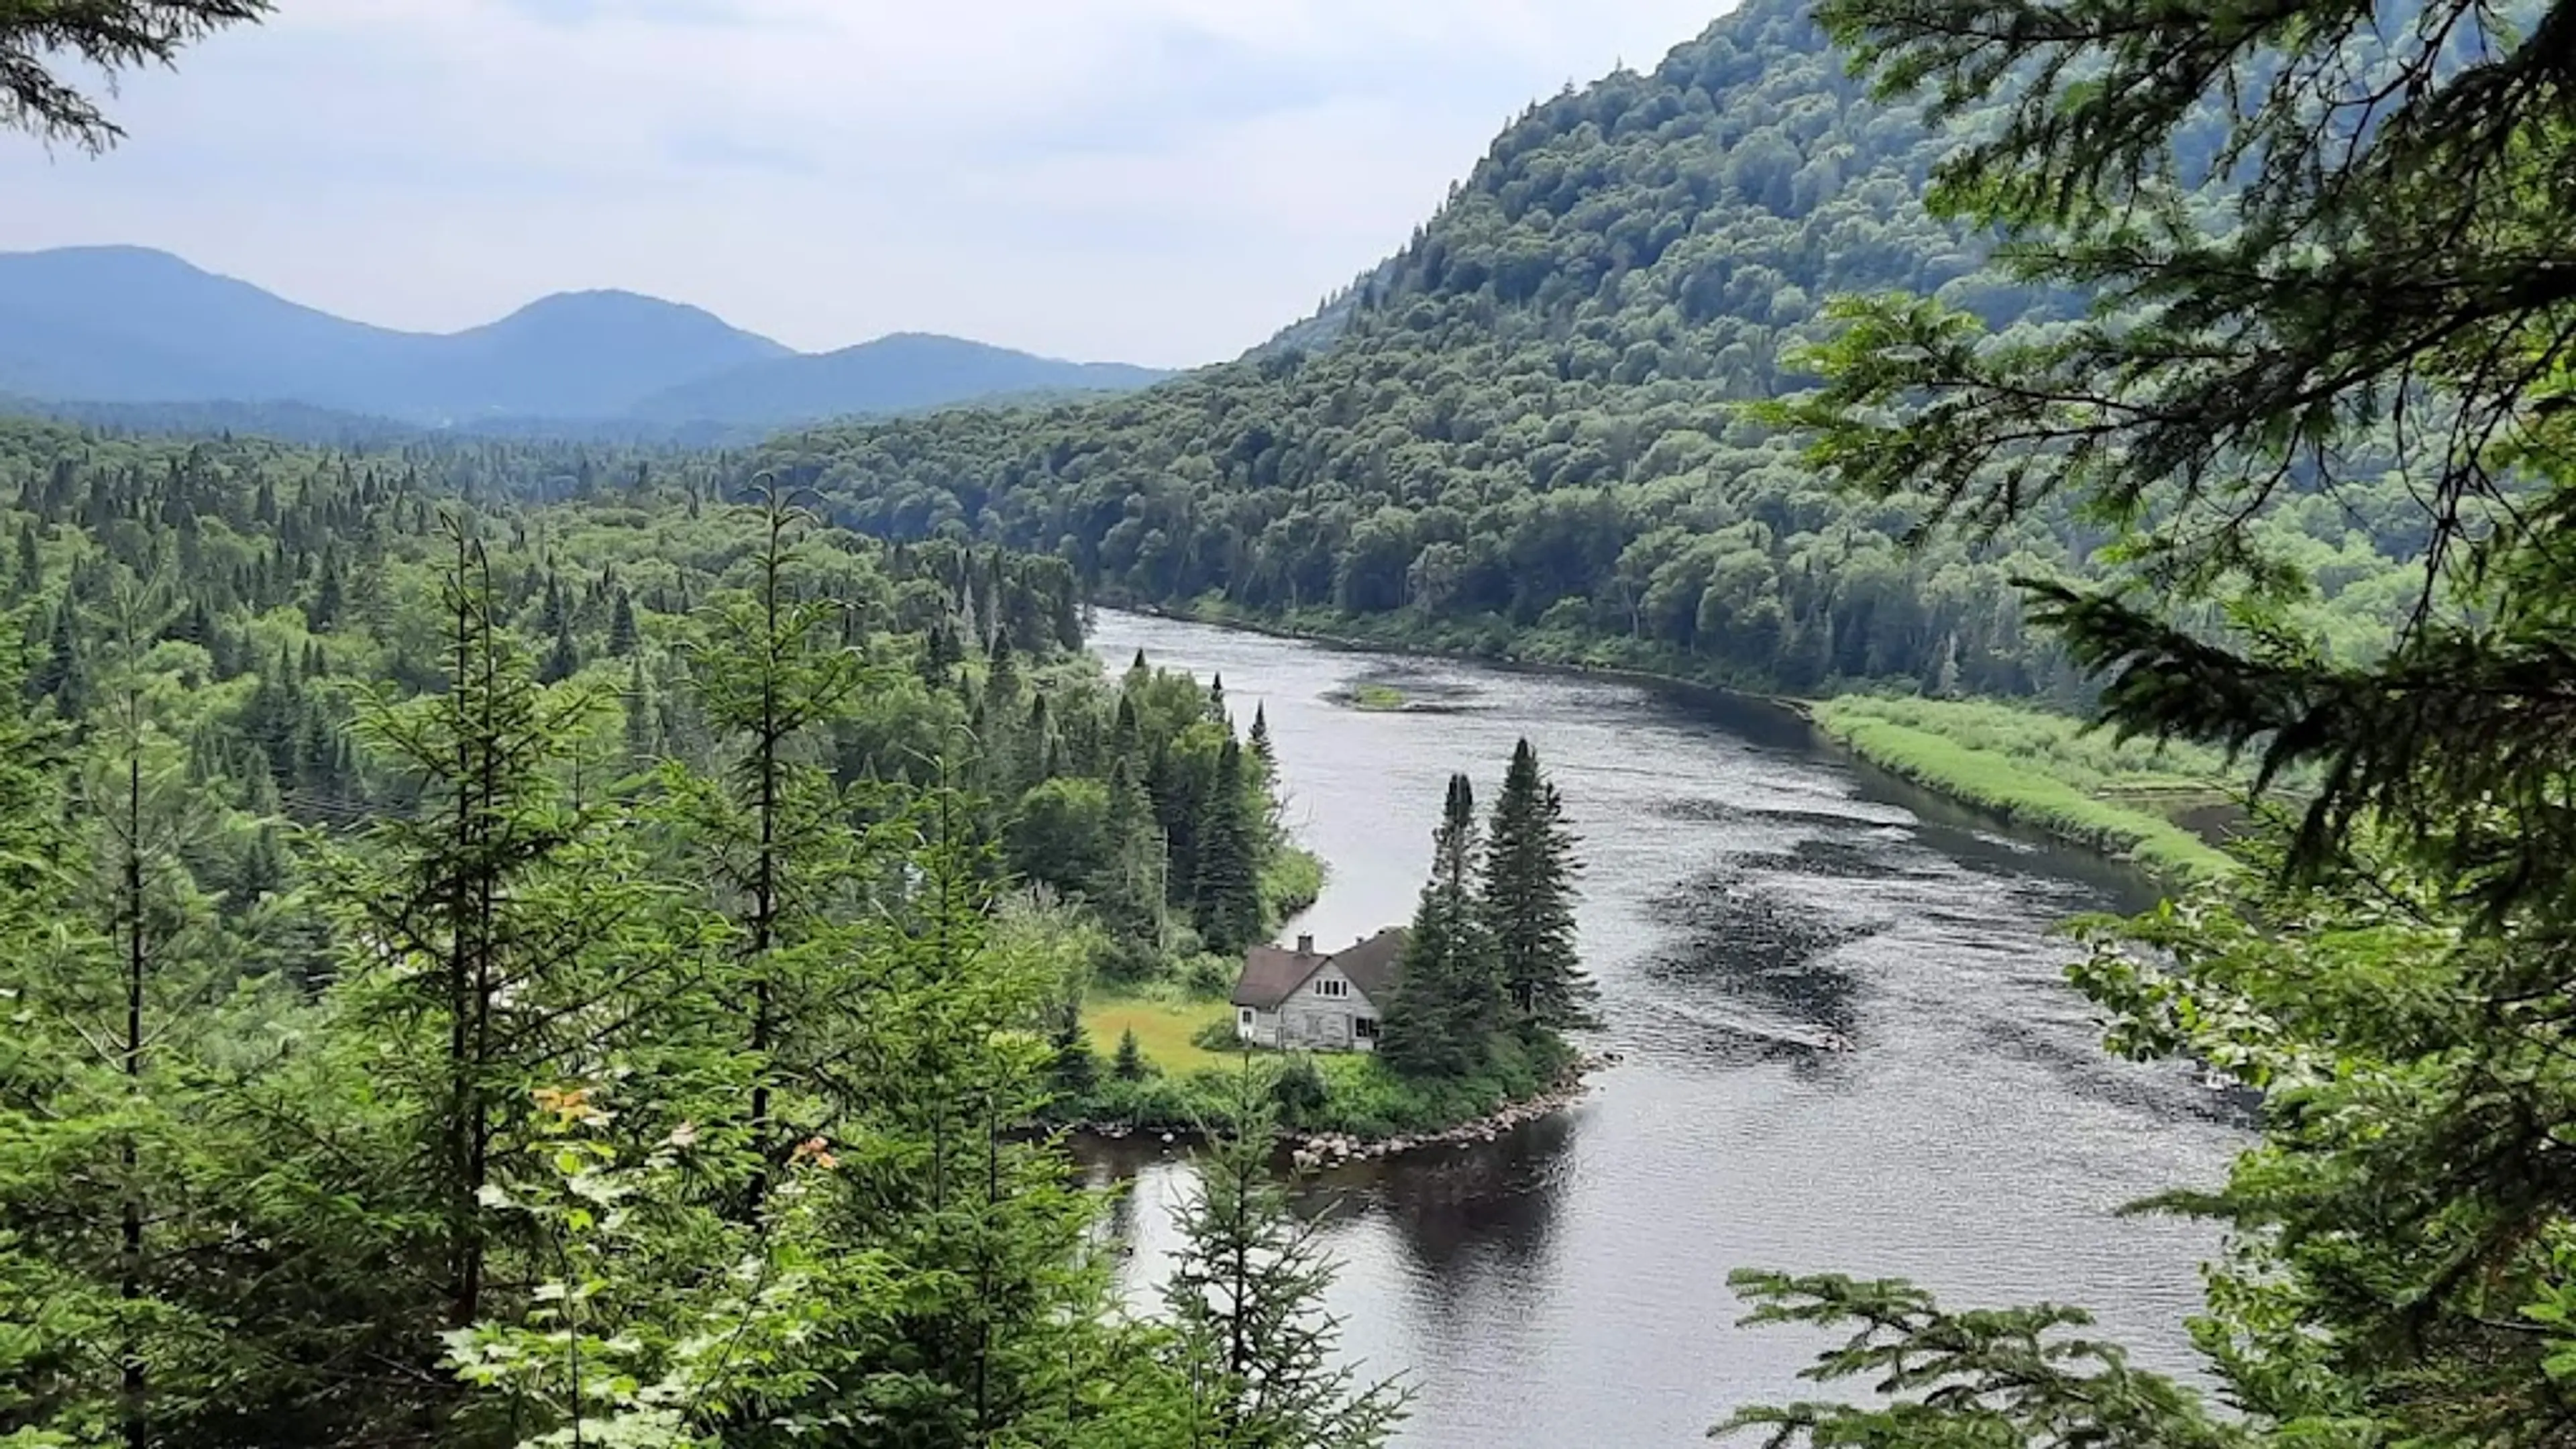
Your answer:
1231,927 -> 1408,1010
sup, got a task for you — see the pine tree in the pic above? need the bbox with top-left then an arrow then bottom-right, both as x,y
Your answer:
1380,773 -> 1497,1079
1193,735 -> 1265,954
606,590 -> 638,656
1161,1074 -> 1407,1449
678,486 -> 869,1214
1248,702 -> 1274,769
11,521 -> 37,598
538,616 -> 578,684
329,523 -> 665,1349
1481,739 -> 1596,1034
1113,1027 -> 1148,1082
620,653 -> 657,768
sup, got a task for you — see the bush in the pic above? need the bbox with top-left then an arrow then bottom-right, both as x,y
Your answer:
1270,1055 -> 1329,1126
1190,1017 -> 1244,1054
1182,953 -> 1237,999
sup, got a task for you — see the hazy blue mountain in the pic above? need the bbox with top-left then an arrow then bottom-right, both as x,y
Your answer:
629,333 -> 1173,429
0,247 -> 1169,429
0,246 -> 413,405
415,290 -> 792,419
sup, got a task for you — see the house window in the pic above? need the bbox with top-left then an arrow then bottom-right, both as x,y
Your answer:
1355,1016 -> 1377,1039
1238,1007 -> 1254,1028
1316,977 -> 1349,1000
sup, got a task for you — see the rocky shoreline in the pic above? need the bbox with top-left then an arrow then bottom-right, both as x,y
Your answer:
1071,1053 -> 1619,1164
1286,1053 -> 1615,1170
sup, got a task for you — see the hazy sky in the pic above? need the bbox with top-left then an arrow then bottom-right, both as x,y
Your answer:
0,0 -> 1731,367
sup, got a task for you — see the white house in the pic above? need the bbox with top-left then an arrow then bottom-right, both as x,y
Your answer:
1231,928 -> 1406,1053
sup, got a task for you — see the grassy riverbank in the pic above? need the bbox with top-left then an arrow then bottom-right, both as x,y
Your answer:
1811,696 -> 2241,882
1069,995 -> 1580,1138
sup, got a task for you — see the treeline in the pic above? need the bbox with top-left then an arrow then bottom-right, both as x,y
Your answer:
758,0 -> 2428,704
0,418 -> 1388,1448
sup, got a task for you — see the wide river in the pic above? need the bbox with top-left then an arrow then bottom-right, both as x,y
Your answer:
1080,610 -> 2243,1447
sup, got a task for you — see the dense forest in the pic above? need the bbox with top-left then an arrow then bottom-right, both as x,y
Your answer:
757,0 -> 2429,705
0,418 -> 1436,1448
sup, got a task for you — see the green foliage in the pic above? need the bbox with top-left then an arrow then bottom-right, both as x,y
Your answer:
1383,749 -> 1597,1081
1725,0 -> 2576,1440
0,419 -> 1344,1448
1482,739 -> 1597,1033
1714,1272 -> 2242,1448
1112,1028 -> 1148,1083
753,0 -> 2434,718
1812,698 -> 2239,882
1380,774 -> 1499,1079
1159,1075 -> 1407,1449
1,2 -> 271,152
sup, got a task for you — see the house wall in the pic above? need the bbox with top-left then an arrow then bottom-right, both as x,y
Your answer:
1273,963 -> 1381,1053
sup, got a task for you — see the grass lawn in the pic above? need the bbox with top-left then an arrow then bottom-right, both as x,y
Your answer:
1082,996 -> 1236,1075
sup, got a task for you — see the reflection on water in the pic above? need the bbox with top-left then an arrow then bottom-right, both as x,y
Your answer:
1077,613 -> 2243,1448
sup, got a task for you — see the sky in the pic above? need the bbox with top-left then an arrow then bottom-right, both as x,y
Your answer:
0,0 -> 1733,368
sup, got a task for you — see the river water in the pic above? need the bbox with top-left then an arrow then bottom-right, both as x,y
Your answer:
1081,610 -> 2242,1448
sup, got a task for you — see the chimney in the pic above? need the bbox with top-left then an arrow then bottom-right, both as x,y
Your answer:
1296,933 -> 1315,956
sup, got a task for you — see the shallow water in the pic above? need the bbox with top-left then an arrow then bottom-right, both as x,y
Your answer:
1081,611 -> 2241,1448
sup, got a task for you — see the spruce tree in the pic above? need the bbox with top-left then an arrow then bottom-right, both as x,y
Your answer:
1193,735 -> 1265,955
606,590 -> 638,656
1161,1073 -> 1407,1449
1481,739 -> 1596,1034
678,486 -> 869,1214
1381,773 -> 1497,1079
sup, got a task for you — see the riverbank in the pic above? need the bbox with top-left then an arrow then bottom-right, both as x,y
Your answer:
1810,697 -> 2241,883
1115,597 -> 2245,884
1284,1058 -> 1605,1167
1057,1014 -> 1589,1146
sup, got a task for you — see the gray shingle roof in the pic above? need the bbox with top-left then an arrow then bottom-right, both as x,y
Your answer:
1230,927 -> 1407,1010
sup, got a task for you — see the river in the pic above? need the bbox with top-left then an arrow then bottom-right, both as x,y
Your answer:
1080,609 -> 2243,1448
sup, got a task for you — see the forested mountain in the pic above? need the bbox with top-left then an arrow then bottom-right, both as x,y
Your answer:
763,0 -> 2427,703
0,247 -> 1170,431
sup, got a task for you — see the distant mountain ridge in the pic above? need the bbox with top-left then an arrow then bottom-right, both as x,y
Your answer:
0,246 -> 1171,431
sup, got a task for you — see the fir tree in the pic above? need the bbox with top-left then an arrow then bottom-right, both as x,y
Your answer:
678,486 -> 869,1214
11,521 -> 36,598
606,590 -> 638,656
1248,702 -> 1274,769
538,616 -> 578,685
1193,735 -> 1265,954
1161,1075 -> 1407,1448
1380,773 -> 1497,1079
1113,1027 -> 1148,1082
1481,739 -> 1596,1033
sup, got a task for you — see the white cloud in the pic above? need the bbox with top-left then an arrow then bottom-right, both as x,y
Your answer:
0,0 -> 1733,366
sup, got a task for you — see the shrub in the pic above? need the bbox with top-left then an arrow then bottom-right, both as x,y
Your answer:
1270,1055 -> 1329,1126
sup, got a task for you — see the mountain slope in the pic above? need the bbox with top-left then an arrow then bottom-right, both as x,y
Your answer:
0,246 -> 415,405
629,332 -> 1171,429
422,290 -> 793,419
0,248 -> 1168,427
760,0 -> 2418,704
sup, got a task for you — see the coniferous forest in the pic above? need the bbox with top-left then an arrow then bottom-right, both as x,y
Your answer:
0,421 -> 1400,1448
